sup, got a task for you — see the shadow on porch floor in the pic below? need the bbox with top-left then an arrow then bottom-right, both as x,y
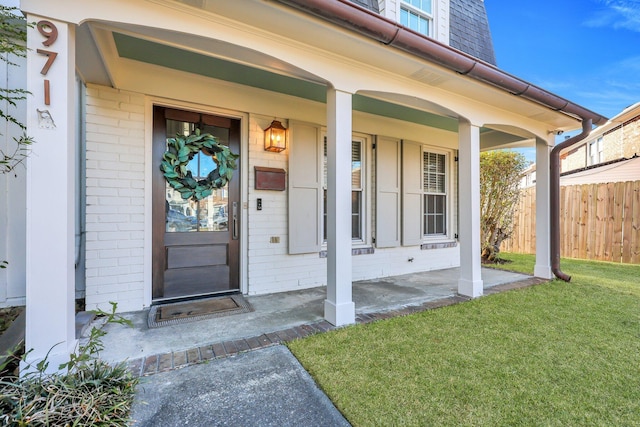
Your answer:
91,267 -> 542,374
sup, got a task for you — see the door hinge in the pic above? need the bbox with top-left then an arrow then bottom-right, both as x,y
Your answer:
372,143 -> 376,149
454,156 -> 459,162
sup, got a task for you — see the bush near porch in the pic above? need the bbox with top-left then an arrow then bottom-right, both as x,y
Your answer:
288,254 -> 640,426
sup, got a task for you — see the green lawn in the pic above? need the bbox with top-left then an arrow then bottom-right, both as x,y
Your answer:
288,254 -> 640,426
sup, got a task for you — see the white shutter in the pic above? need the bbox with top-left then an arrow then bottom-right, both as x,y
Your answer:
375,136 -> 401,247
402,140 -> 422,246
288,122 -> 322,254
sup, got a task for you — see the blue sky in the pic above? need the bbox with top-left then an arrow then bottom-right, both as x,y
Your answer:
485,0 -> 640,120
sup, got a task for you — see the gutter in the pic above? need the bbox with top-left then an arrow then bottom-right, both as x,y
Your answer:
273,0 -> 607,126
270,0 -> 607,280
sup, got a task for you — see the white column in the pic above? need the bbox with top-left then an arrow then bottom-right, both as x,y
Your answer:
324,88 -> 355,326
458,120 -> 483,297
534,135 -> 554,279
24,16 -> 77,373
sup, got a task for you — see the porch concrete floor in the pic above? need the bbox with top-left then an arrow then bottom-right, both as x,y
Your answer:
92,267 -> 536,368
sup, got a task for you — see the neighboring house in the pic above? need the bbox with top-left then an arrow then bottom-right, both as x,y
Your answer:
8,0 -> 606,369
521,102 -> 640,188
561,102 -> 640,172
520,163 -> 537,189
559,155 -> 640,186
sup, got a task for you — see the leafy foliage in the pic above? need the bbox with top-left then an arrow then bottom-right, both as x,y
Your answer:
0,303 -> 139,426
161,128 -> 238,201
480,150 -> 528,261
0,6 -> 34,175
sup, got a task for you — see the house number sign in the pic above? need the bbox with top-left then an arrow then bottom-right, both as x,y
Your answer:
36,20 -> 59,106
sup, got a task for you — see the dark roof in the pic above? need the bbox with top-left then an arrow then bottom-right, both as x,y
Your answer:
449,0 -> 496,65
348,0 -> 379,13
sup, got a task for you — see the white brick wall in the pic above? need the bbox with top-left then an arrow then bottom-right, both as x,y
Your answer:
246,114 -> 460,296
246,115 -> 327,294
82,93 -> 460,306
84,84 -> 145,312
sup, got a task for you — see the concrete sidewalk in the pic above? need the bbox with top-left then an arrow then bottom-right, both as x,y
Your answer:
96,268 -> 545,426
129,345 -> 350,427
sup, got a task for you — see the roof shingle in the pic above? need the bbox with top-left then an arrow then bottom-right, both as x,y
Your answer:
449,0 -> 496,64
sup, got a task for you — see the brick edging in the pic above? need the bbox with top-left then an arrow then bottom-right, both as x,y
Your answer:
126,277 -> 547,377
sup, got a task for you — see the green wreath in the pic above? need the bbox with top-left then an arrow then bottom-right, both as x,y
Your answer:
160,129 -> 238,201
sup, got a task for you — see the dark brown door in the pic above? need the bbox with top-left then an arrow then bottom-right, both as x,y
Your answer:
152,106 -> 240,301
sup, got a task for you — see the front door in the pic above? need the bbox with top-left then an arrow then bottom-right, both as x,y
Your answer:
152,106 -> 240,301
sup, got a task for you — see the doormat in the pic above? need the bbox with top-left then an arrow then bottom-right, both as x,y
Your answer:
148,294 -> 253,328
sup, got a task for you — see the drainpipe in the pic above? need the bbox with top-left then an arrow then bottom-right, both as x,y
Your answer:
549,119 -> 592,281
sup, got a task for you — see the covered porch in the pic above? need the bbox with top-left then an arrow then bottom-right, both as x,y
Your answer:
18,0 -> 607,372
93,267 -> 541,369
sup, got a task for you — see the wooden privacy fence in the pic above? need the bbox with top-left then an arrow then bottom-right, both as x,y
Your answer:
501,181 -> 640,264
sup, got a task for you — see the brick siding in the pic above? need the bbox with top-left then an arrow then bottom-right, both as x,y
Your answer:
84,85 -> 146,312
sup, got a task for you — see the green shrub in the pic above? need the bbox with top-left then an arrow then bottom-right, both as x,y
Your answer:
0,303 -> 139,426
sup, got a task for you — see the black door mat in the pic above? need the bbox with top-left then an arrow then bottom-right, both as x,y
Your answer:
148,294 -> 253,328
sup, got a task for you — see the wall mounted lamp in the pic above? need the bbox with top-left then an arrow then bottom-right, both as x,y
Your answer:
264,119 -> 287,152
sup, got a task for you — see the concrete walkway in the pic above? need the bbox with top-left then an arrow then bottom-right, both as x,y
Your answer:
129,345 -> 350,427
84,267 -> 545,426
95,267 -> 536,368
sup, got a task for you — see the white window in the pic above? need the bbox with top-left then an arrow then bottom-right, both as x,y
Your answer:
401,141 -> 453,246
400,0 -> 433,37
323,136 -> 367,243
422,150 -> 447,236
589,137 -> 603,165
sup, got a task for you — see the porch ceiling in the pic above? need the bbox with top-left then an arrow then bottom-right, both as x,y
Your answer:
77,21 -> 534,145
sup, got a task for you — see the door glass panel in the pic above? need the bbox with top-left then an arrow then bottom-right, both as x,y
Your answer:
165,119 -> 230,233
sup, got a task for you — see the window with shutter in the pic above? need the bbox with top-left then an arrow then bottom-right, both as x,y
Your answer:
422,150 -> 447,236
323,136 -> 366,242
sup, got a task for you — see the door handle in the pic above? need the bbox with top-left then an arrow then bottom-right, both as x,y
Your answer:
232,201 -> 238,240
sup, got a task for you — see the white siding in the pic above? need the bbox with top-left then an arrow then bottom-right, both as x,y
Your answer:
84,85 -> 146,312
0,51 -> 27,307
378,0 -> 398,20
436,0 -> 450,45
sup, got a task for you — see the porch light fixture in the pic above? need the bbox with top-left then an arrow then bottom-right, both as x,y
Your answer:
264,120 -> 287,152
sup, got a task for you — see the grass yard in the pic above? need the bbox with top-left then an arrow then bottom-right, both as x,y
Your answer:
287,254 -> 640,426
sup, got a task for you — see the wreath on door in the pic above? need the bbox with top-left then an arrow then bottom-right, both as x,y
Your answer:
160,129 -> 238,202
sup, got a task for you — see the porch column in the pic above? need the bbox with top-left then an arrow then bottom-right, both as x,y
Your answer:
24,16 -> 77,372
534,135 -> 554,278
324,88 -> 355,326
457,120 -> 483,297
